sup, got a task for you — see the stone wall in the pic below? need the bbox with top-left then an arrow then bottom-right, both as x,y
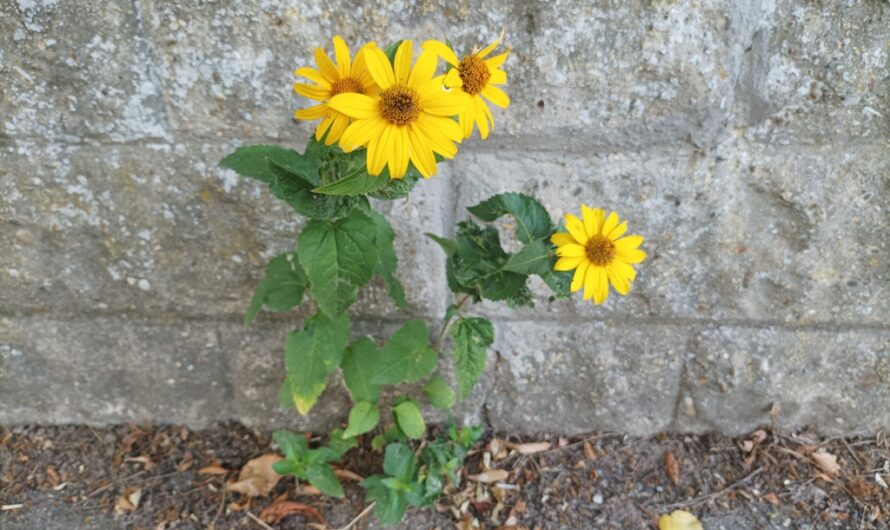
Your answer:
1,0 -> 888,435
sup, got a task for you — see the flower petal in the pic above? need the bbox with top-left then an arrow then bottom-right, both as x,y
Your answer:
339,117 -> 385,151
481,84 -> 510,108
610,259 -> 637,282
570,260 -> 589,293
324,113 -> 350,145
444,67 -> 463,89
328,93 -> 380,119
584,266 -> 608,304
294,103 -> 328,120
477,32 -> 504,59
407,125 -> 437,178
608,221 -> 628,240
393,40 -> 413,85
473,97 -> 491,139
606,264 -> 630,295
602,211 -> 620,237
315,114 -> 334,141
581,205 -> 605,237
332,35 -> 351,78
488,68 -> 507,85
422,85 -> 471,117
415,114 -> 461,156
363,45 -> 395,89
550,232 -> 575,246
293,83 -> 329,100
554,256 -> 585,271
556,243 -> 586,257
614,235 -> 644,251
389,126 -> 410,179
408,48 -> 437,89
314,47 -> 339,82
485,51 -> 509,69
422,39 -> 460,66
564,214 -> 588,245
294,67 -> 331,88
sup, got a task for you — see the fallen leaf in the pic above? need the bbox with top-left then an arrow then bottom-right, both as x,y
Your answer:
225,454 -> 283,498
334,468 -> 363,481
177,451 -> 193,472
46,465 -> 60,486
657,509 -> 703,530
125,455 -> 156,470
739,440 -> 754,453
504,441 -> 551,455
199,465 -> 229,476
468,469 -> 509,483
812,450 -> 841,477
876,473 -> 888,489
259,501 -> 326,525
115,487 -> 142,512
664,450 -> 680,486
583,441 -> 596,461
750,429 -> 768,445
296,484 -> 323,496
762,492 -> 780,505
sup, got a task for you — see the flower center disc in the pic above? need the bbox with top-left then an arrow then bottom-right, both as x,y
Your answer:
585,235 -> 616,266
458,54 -> 490,95
331,77 -> 365,96
380,84 -> 421,126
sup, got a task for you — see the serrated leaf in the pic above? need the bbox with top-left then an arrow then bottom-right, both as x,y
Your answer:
327,428 -> 359,457
341,338 -> 383,403
370,168 -> 421,200
312,168 -> 390,196
305,463 -> 344,497
297,209 -> 379,317
283,313 -> 351,415
372,320 -> 438,385
383,443 -> 416,481
423,376 -> 455,410
268,161 -> 366,220
467,192 -> 553,243
542,269 -> 573,299
273,430 -> 309,462
449,220 -> 528,302
450,317 -> 494,400
245,253 -> 307,325
343,401 -> 380,438
364,479 -> 408,525
504,239 -> 552,276
220,145 -> 316,184
367,210 -> 407,309
393,400 -> 426,440
425,232 -> 458,255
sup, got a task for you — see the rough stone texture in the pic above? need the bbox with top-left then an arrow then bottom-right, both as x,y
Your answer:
1,0 -> 888,435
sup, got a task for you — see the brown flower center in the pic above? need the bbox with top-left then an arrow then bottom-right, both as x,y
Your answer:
458,54 -> 491,95
585,235 -> 615,266
330,77 -> 364,96
379,84 -> 421,126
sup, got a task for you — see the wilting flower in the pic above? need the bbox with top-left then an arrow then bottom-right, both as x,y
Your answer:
327,40 -> 467,179
423,33 -> 509,139
551,206 -> 646,304
293,36 -> 378,145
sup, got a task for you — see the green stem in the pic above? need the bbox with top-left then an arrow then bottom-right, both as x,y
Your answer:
435,293 -> 471,349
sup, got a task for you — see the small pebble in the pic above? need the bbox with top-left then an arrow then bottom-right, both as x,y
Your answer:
593,494 -> 603,504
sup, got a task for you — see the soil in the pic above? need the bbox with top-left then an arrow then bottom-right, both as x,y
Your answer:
1,422 -> 888,529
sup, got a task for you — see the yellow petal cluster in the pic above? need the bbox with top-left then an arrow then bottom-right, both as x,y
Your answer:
658,510 -> 703,530
551,206 -> 646,304
293,35 -> 509,179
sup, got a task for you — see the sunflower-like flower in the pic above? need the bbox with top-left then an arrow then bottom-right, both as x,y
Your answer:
551,206 -> 646,304
327,40 -> 468,179
293,36 -> 378,145
423,34 -> 509,139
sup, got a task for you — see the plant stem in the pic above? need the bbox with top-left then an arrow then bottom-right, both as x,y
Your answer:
336,502 -> 376,530
435,293 -> 471,349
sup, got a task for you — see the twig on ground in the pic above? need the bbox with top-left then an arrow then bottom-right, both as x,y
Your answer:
87,470 -> 147,497
337,502 -> 376,530
246,511 -> 275,530
658,467 -> 764,510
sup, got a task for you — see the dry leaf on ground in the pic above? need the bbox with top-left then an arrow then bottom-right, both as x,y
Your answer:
334,468 -> 363,481
468,469 -> 509,483
225,454 -> 283,498
664,450 -> 680,486
503,441 -> 551,454
583,441 -> 596,461
812,450 -> 841,477
198,465 -> 228,475
657,509 -> 703,530
258,501 -> 326,525
115,487 -> 142,512
124,455 -> 155,470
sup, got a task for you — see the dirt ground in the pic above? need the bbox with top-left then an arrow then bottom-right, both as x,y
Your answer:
1,422 -> 888,530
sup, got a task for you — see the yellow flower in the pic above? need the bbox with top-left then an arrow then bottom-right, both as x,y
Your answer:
327,40 -> 468,179
293,36 -> 378,145
550,206 -> 646,304
423,33 -> 509,139
658,510 -> 703,530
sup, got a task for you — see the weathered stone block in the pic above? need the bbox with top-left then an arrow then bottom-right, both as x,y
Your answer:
451,140 -> 889,325
676,325 -> 890,435
0,140 -> 448,320
0,1 -> 171,142
484,319 -> 687,435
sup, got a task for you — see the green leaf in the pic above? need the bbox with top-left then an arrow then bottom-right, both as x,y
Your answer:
343,401 -> 380,438
220,145 -> 316,184
341,338 -> 383,403
268,161 -> 366,220
367,210 -> 407,309
450,317 -> 495,400
272,459 -> 299,475
425,232 -> 458,255
245,253 -> 307,325
392,400 -> 426,440
383,443 -> 416,481
423,376 -> 455,410
370,169 -> 421,200
372,320 -> 438,385
449,221 -> 529,302
371,435 -> 386,451
467,192 -> 553,243
273,430 -> 309,462
305,463 -> 344,497
328,428 -> 359,457
297,209 -> 379,317
307,446 -> 341,465
283,313 -> 351,415
542,269 -> 573,299
383,40 -> 404,64
504,239 -> 552,276
312,167 -> 390,196
367,481 -> 408,525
